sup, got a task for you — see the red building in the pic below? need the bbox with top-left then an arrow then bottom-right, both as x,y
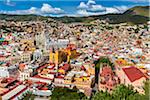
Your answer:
99,66 -> 120,91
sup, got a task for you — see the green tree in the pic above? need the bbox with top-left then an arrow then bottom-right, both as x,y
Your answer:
112,84 -> 137,100
51,87 -> 86,100
94,57 -> 114,83
92,84 -> 148,100
92,91 -> 112,100
142,80 -> 150,100
20,91 -> 35,100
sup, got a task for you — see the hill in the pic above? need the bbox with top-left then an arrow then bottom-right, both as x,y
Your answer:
54,6 -> 150,24
0,6 -> 149,24
53,14 -> 149,24
124,6 -> 150,17
0,14 -> 49,21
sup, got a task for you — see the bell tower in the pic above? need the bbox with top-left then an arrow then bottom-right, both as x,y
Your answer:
49,47 -> 59,69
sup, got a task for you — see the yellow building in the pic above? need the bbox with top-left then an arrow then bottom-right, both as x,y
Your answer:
20,39 -> 35,51
115,58 -> 134,66
49,48 -> 59,68
62,48 -> 72,62
83,63 -> 95,75
72,76 -> 93,88
58,68 -> 66,75
64,72 -> 94,89
49,48 -> 72,66
116,58 -> 127,66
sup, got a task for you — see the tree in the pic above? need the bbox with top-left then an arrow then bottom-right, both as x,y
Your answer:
20,91 -> 35,100
92,91 -> 112,100
94,57 -> 114,83
95,57 -> 114,69
142,80 -> 150,100
51,87 -> 87,100
92,84 -> 148,100
112,84 -> 137,100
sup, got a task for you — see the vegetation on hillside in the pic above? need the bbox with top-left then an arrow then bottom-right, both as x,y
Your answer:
0,6 -> 149,25
0,14 -> 46,21
53,14 -> 149,24
55,6 -> 150,24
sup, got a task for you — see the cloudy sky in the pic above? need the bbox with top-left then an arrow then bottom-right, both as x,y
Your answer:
0,0 -> 149,16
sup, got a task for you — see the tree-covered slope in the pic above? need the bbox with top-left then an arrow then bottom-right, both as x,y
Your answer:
0,6 -> 149,24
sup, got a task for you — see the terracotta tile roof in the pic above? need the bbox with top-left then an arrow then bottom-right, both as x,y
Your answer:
81,65 -> 86,70
35,81 -> 46,85
123,66 -> 147,82
59,64 -> 70,71
33,75 -> 53,80
40,87 -> 48,90
56,75 -> 64,79
37,64 -> 48,71
19,63 -> 26,71
67,44 -> 76,50
41,69 -> 49,75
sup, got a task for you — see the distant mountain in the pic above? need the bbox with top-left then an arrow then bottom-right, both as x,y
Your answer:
0,14 -> 49,21
124,6 -> 150,17
54,6 -> 150,24
0,6 -> 149,25
53,14 -> 149,24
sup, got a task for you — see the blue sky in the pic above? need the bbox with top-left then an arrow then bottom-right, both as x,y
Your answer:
0,0 -> 149,16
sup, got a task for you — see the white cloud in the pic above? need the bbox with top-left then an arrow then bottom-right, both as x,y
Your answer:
0,3 -> 64,15
41,3 -> 64,14
5,0 -> 15,6
78,0 -> 106,12
27,7 -> 38,14
77,0 -> 129,16
87,0 -> 96,6
77,7 -> 128,16
77,9 -> 100,16
77,2 -> 88,9
88,5 -> 106,12
114,6 -> 128,12
0,0 -> 130,17
77,10 -> 90,16
105,7 -> 119,14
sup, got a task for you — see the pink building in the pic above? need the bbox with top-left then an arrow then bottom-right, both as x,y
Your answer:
122,66 -> 148,94
99,66 -> 120,91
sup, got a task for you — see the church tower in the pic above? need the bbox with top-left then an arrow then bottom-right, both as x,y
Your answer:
49,47 -> 59,69
35,32 -> 46,50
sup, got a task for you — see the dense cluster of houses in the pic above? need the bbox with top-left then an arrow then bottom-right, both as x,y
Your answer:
0,19 -> 149,99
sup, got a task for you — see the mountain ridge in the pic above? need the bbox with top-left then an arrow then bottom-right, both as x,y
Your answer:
123,6 -> 149,17
0,6 -> 149,24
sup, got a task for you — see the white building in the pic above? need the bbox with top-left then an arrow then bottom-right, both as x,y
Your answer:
35,32 -> 46,50
33,49 -> 43,61
46,39 -> 69,49
1,85 -> 29,100
19,65 -> 32,81
0,67 -> 9,78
